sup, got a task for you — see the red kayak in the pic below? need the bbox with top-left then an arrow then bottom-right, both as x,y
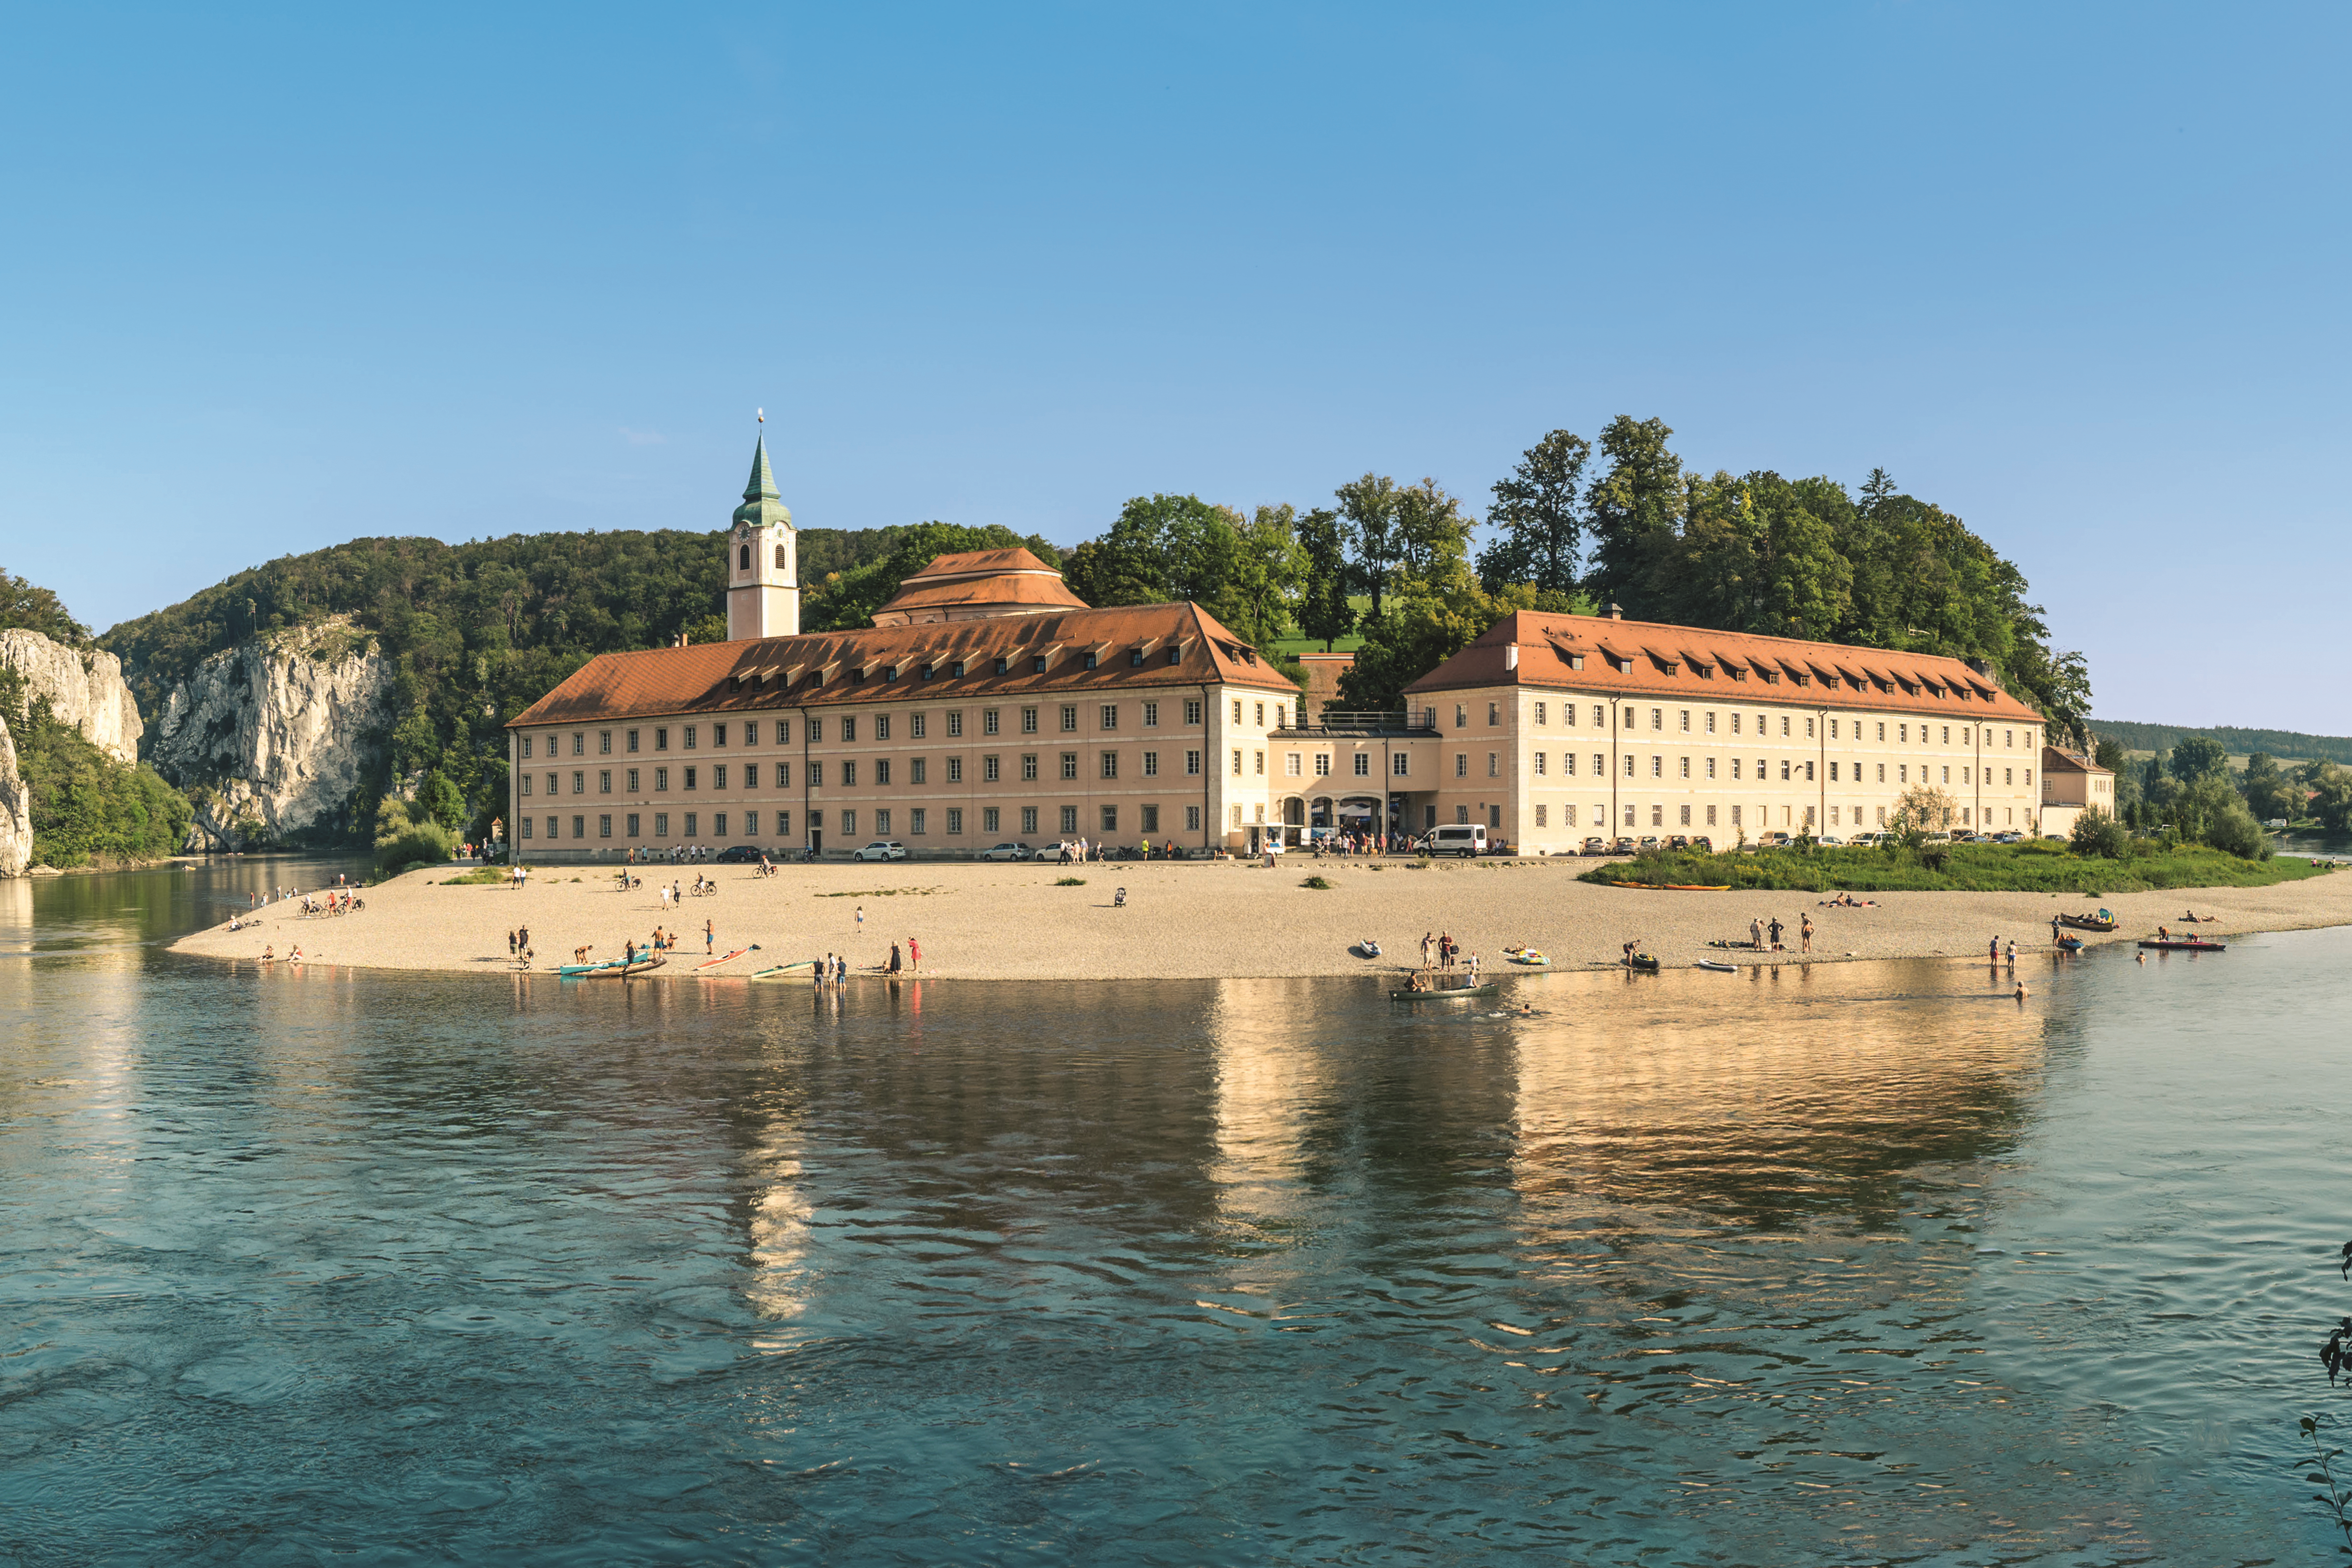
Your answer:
2139,938 -> 2226,952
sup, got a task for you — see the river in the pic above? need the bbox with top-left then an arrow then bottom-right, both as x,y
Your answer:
3,855 -> 2347,1564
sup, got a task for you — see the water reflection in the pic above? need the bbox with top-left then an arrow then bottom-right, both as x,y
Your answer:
0,864 -> 2344,1563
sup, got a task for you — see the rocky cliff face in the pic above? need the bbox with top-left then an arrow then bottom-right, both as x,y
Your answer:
0,629 -> 144,764
0,714 -> 32,877
149,617 -> 397,848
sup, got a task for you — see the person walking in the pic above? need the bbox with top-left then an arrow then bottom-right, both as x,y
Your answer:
1800,914 -> 1814,954
508,929 -> 517,961
855,904 -> 865,939
1988,934 -> 2000,964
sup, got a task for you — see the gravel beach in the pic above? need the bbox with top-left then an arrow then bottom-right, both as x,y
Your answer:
169,855 -> 2352,980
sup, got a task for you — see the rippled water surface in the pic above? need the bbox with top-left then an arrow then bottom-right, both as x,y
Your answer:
5,858 -> 2351,1565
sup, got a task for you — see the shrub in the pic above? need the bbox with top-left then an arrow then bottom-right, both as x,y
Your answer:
2069,805 -> 2128,859
1055,876 -> 1086,886
2202,802 -> 2271,860
1300,875 -> 1334,889
375,820 -> 456,875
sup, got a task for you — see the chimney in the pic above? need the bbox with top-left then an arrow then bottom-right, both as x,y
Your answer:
1605,602 -> 1623,620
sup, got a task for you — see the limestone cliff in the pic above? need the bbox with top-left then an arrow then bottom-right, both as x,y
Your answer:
148,617 -> 397,847
0,629 -> 144,764
0,714 -> 31,877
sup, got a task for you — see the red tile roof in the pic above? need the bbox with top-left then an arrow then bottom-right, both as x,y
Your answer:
1408,610 -> 2044,723
508,601 -> 1292,728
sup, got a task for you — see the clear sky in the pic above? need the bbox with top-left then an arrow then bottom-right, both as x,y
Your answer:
2,4 -> 2344,730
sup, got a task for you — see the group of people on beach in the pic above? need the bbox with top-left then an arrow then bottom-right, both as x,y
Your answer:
1311,831 -> 1389,858
1745,914 -> 1813,953
625,845 -> 713,866
1419,931 -> 1477,975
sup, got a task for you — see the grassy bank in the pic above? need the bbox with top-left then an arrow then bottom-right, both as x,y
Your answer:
1583,840 -> 2339,895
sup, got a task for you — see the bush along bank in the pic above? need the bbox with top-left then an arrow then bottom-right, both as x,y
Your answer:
1585,838 -> 2338,896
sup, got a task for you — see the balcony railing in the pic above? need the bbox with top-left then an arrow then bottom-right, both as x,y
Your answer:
1274,708 -> 1439,735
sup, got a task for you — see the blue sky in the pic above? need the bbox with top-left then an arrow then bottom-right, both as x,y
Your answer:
2,4 -> 2344,730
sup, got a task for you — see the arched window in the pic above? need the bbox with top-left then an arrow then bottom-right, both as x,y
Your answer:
738,544 -> 751,571
774,543 -> 787,570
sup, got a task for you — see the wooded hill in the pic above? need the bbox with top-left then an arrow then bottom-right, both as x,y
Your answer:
2090,720 -> 2352,766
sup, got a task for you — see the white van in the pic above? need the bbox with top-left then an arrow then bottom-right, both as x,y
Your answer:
1422,823 -> 1486,857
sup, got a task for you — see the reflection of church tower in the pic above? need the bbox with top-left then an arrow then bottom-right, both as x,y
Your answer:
727,433 -> 799,640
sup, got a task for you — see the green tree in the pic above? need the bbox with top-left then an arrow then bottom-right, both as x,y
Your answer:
1227,505 -> 1306,650
0,569 -> 92,646
1476,429 -> 1590,594
1581,415 -> 1684,615
1335,565 -> 1495,715
2308,764 -> 2352,833
2239,751 -> 2294,822
1295,507 -> 1355,651
1389,479 -> 1475,587
1334,474 -> 1403,620
2069,805 -> 2127,858
2169,735 -> 2229,782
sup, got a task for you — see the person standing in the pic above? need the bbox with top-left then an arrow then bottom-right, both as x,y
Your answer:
908,936 -> 921,972
1421,931 -> 1433,969
705,919 -> 716,957
1800,914 -> 1814,954
1988,935 -> 2000,964
888,942 -> 903,974
1768,917 -> 1784,949
1750,916 -> 1765,951
855,904 -> 865,939
508,929 -> 517,961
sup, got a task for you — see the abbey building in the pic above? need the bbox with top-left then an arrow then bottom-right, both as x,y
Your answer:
506,438 -> 2049,858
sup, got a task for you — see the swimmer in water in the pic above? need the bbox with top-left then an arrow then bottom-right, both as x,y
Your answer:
2013,980 -> 2028,1000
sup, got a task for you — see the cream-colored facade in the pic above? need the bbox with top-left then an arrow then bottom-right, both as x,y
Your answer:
511,682 -> 1305,859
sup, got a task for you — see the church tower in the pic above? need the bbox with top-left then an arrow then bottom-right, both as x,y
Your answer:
726,432 -> 799,640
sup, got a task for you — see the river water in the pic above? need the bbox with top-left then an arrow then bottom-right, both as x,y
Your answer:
4,856 -> 2349,1565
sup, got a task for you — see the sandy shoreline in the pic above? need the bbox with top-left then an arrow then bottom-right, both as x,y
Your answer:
166,855 -> 2352,981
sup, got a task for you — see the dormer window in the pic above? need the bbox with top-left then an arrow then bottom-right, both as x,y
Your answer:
1567,653 -> 1585,669
1129,648 -> 1144,667
1166,645 -> 1181,665
1032,655 -> 1047,674
1084,652 -> 1097,670
919,664 -> 933,681
994,657 -> 1009,675
884,665 -> 898,682
952,660 -> 967,677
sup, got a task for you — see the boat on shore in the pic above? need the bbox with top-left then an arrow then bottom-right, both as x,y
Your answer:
2139,938 -> 2226,952
1610,881 -> 1733,892
694,946 -> 754,970
2058,910 -> 2118,932
579,955 -> 667,978
1695,958 -> 1739,972
556,957 -> 626,977
2055,934 -> 2085,952
1623,953 -> 1661,974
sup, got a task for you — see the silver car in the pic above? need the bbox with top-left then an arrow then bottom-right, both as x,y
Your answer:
978,842 -> 1032,862
853,841 -> 908,862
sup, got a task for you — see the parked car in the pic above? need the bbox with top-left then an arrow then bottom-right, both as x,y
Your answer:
1993,830 -> 2024,844
1758,831 -> 1792,847
1420,823 -> 1486,857
1814,834 -> 1844,846
1637,835 -> 1662,852
1689,835 -> 1713,852
1664,834 -> 1690,850
853,840 -> 908,862
1580,836 -> 1607,856
977,842 -> 1032,862
1609,836 -> 1636,854
715,845 -> 768,864
1848,831 -> 1880,847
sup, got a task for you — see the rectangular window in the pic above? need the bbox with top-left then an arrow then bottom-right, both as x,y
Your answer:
1535,804 -> 1547,827
1778,717 -> 1788,737
714,812 -> 728,837
626,813 -> 640,837
909,758 -> 926,785
1101,751 -> 1118,780
1314,753 -> 1331,776
1534,752 -> 1547,776
1286,752 -> 1302,777
572,770 -> 584,795
682,812 -> 697,837
572,733 -> 584,757
1100,805 -> 1118,834
1141,804 -> 1159,834
1651,756 -> 1661,778
841,809 -> 856,836
1876,763 -> 1885,782
910,808 -> 926,835
598,730 -> 612,755
521,774 -> 533,797
654,812 -> 669,837
655,767 -> 670,791
1487,753 -> 1499,777
520,816 -> 532,838
656,727 -> 669,751
1022,754 -> 1038,781
1651,708 -> 1663,731
1535,701 -> 1547,725
946,711 -> 962,738
984,708 -> 1000,735
983,806 -> 1000,834
1060,805 -> 1079,834
744,722 -> 760,745
1679,804 -> 1690,825
1022,707 -> 1038,734
1624,755 -> 1635,778
1233,700 -> 1243,724
1233,749 -> 1243,776
843,717 -> 857,743
776,762 -> 789,787
947,807 -> 964,834
1731,714 -> 1741,735
1392,752 -> 1409,776
684,766 -> 699,790
1186,749 -> 1202,776
521,737 -> 533,760
1021,806 -> 1037,835
1732,759 -> 1741,780
876,715 -> 891,742
946,756 -> 962,784
625,768 -> 639,792
1678,757 -> 1689,779
842,760 -> 857,786
1706,804 -> 1716,825
1487,702 -> 1500,726
744,810 -> 758,836
628,729 -> 640,753
682,726 -> 697,750
1185,805 -> 1201,831
1061,705 -> 1078,732
1941,765 -> 1950,784
1778,761 -> 1789,781
1255,703 -> 1265,726
1353,753 -> 1370,777
1679,710 -> 1690,732
1184,700 -> 1202,725
743,763 -> 758,789
1101,705 -> 1118,731
713,764 -> 727,789
599,769 -> 612,793
1143,751 -> 1158,777
1455,754 -> 1467,778
984,754 -> 1001,782
1563,752 -> 1577,777
910,713 -> 925,739
1705,757 -> 1715,779
1061,753 -> 1078,781
598,814 -> 612,838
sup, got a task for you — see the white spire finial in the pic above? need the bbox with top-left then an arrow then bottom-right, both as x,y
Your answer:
757,407 -> 764,424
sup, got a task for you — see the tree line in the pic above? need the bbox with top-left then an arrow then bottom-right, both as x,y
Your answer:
2094,735 -> 2352,839
1056,416 -> 2090,742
